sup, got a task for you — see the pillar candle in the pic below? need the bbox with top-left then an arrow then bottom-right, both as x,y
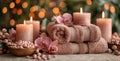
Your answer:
96,12 -> 112,43
73,8 -> 91,25
26,17 -> 40,41
16,21 -> 33,42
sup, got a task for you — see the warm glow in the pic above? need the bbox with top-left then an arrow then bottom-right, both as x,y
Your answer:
40,8 -> 46,13
38,11 -> 45,18
17,9 -> 23,15
102,11 -> 105,18
22,2 -> 28,8
104,3 -> 109,10
86,0 -> 92,5
2,7 -> 7,14
12,8 -> 17,14
15,0 -> 21,4
110,6 -> 115,13
10,2 -> 15,9
30,17 -> 33,22
49,2 -> 56,8
80,7 -> 83,14
24,20 -> 26,24
30,5 -> 38,12
53,7 -> 60,15
29,12 -> 35,18
59,1 -> 66,8
10,19 -> 15,26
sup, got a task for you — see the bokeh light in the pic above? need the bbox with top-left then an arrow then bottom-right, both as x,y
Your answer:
10,19 -> 15,26
2,7 -> 8,14
110,6 -> 115,13
29,12 -> 35,18
40,8 -> 46,13
49,2 -> 56,8
15,0 -> 21,4
59,2 -> 66,8
53,7 -> 60,15
10,2 -> 15,9
22,2 -> 28,8
86,0 -> 92,5
12,8 -> 17,14
38,11 -> 45,19
104,3 -> 109,10
30,5 -> 38,12
17,9 -> 23,15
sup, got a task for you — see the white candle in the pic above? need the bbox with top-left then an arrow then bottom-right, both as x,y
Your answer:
26,17 -> 40,41
16,20 -> 33,42
73,7 -> 91,25
96,11 -> 112,43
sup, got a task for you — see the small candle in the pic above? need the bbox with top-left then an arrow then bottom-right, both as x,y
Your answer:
73,7 -> 91,25
16,20 -> 33,42
96,11 -> 112,43
26,17 -> 40,41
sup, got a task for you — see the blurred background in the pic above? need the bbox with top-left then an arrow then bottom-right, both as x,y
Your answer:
0,0 -> 120,33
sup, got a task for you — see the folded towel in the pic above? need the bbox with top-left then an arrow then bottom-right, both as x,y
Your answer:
47,22 -> 101,43
88,37 -> 108,53
48,38 -> 108,54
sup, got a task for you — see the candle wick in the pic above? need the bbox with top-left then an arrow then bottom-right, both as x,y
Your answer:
80,7 -> 83,14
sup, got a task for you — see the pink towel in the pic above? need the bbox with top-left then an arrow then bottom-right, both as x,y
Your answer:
48,38 -> 108,54
47,22 -> 101,43
88,37 -> 108,53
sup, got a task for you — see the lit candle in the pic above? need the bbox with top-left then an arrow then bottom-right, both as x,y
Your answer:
73,7 -> 91,25
16,20 -> 33,42
26,17 -> 40,41
96,11 -> 112,43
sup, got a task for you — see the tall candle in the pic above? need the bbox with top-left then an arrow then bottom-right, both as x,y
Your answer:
16,21 -> 33,42
73,8 -> 91,25
96,12 -> 112,43
26,17 -> 40,41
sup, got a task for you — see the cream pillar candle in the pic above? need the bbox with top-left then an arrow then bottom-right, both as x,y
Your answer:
96,12 -> 112,43
16,21 -> 33,42
73,8 -> 91,25
26,17 -> 40,41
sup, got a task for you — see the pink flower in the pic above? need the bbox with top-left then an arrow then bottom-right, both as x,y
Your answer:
34,33 -> 52,52
8,28 -> 16,41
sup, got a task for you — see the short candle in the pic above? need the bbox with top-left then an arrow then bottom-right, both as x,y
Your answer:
73,7 -> 91,25
16,20 -> 33,42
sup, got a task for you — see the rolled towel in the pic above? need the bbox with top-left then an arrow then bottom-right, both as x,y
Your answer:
47,22 -> 101,43
48,38 -> 107,54
88,37 -> 108,53
48,42 -> 86,54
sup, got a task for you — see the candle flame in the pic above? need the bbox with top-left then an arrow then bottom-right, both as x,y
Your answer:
80,7 -> 83,14
30,16 -> 33,22
102,11 -> 105,18
24,20 -> 26,24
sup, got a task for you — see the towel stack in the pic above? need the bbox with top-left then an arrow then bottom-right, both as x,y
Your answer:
47,13 -> 108,54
